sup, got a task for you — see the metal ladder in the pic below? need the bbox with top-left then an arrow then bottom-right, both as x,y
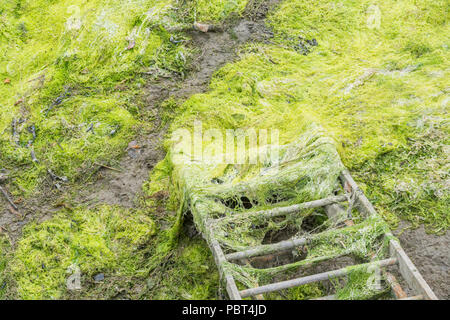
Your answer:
203,170 -> 438,300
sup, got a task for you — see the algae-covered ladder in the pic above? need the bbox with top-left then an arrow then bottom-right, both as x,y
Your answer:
203,170 -> 438,300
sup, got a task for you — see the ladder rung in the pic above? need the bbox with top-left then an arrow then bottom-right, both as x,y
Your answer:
218,195 -> 348,223
225,237 -> 307,261
239,258 -> 398,298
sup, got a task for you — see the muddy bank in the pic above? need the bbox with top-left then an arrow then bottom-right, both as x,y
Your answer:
396,222 -> 450,299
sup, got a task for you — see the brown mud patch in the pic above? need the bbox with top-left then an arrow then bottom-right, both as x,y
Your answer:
395,222 -> 450,299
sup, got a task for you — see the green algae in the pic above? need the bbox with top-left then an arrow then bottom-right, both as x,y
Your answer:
141,157 -> 220,300
148,236 -> 220,299
355,118 -> 449,234
149,0 -> 448,300
11,205 -> 156,299
141,156 -> 184,270
163,0 -> 449,232
0,0 -> 250,300
0,0 -> 253,196
0,0 -> 447,301
333,264 -> 390,300
267,0 -> 448,164
176,0 -> 249,23
0,0 -> 189,195
264,283 -> 325,300
169,121 -> 344,248
264,0 -> 449,233
3,156 -> 218,300
221,216 -> 391,290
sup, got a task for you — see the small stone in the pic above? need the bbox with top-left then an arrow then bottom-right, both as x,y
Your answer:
94,273 -> 104,282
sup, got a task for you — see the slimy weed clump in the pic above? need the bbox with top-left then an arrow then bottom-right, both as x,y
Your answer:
11,205 -> 156,299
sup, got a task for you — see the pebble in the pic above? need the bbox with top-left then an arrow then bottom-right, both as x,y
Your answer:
94,273 -> 104,281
